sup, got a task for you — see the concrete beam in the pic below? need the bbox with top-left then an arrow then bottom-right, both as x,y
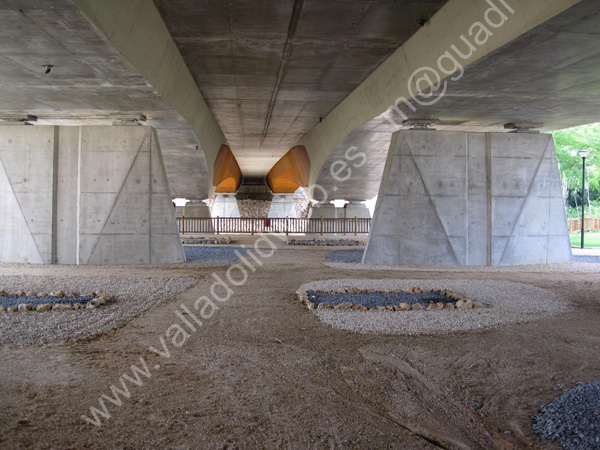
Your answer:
72,0 -> 227,196
299,0 -> 580,192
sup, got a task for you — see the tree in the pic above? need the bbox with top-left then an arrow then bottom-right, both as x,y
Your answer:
550,123 -> 600,218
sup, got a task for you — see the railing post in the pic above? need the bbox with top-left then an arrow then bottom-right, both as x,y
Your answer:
252,217 -> 255,235
286,216 -> 289,236
320,216 -> 323,236
216,216 -> 220,235
355,216 -> 357,236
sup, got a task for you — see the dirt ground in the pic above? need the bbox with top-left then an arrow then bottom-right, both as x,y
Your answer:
1,238 -> 599,449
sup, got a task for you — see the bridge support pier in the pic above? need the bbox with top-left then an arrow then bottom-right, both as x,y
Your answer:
364,130 -> 572,266
0,125 -> 184,264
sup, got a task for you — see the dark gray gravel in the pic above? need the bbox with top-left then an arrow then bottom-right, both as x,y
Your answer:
0,295 -> 93,308
289,239 -> 362,246
307,291 -> 453,309
184,245 -> 249,262
533,381 -> 600,450
326,249 -> 364,263
573,255 -> 600,263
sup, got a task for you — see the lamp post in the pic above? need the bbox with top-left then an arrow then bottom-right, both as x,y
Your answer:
578,149 -> 591,248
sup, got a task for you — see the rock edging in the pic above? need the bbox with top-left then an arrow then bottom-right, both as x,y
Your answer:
296,286 -> 485,311
0,290 -> 117,313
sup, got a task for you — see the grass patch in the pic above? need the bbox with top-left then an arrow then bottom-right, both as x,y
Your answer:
570,232 -> 600,247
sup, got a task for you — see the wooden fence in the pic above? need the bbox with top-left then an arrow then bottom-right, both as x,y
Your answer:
567,217 -> 600,233
177,217 -> 371,235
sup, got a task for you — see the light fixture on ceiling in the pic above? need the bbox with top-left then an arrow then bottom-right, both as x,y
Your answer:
43,64 -> 54,75
504,122 -> 543,134
109,114 -> 147,126
0,114 -> 38,125
403,118 -> 439,131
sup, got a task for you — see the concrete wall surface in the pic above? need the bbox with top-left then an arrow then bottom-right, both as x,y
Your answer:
364,130 -> 572,266
0,125 -> 184,265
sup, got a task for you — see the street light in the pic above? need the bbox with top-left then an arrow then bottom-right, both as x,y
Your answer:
577,149 -> 591,249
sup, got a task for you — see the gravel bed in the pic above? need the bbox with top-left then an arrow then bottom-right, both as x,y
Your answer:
572,255 -> 600,263
289,239 -> 363,246
326,250 -> 364,263
303,279 -> 570,335
325,250 -> 600,273
533,381 -> 600,450
0,295 -> 93,309
0,275 -> 197,345
307,291 -> 453,309
184,245 -> 249,262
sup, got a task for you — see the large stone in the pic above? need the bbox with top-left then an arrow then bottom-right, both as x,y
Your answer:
36,304 -> 53,312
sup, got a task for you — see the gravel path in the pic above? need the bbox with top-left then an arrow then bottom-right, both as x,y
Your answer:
0,275 -> 196,345
303,279 -> 570,335
533,381 -> 600,450
183,245 -> 249,262
326,250 -> 600,273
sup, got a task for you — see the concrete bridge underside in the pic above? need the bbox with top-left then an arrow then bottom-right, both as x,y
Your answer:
0,0 -> 598,264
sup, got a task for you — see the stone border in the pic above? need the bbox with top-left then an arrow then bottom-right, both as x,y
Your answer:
288,239 -> 365,247
296,286 -> 485,311
0,290 -> 116,313
299,279 -> 570,336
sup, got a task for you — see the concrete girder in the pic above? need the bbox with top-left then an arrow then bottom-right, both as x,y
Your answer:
299,0 -> 580,196
73,0 -> 227,197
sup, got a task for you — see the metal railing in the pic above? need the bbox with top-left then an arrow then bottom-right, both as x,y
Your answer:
177,217 -> 371,235
567,217 -> 600,233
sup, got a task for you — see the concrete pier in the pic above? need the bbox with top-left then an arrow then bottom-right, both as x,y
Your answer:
0,126 -> 184,264
364,130 -> 572,266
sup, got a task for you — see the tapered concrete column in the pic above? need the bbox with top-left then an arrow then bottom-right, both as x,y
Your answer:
184,201 -> 211,217
268,195 -> 298,219
212,195 -> 240,218
0,125 -> 184,265
309,202 -> 339,219
364,130 -> 571,266
344,202 -> 371,219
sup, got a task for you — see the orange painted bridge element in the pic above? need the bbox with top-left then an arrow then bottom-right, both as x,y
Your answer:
266,145 -> 311,193
213,144 -> 242,193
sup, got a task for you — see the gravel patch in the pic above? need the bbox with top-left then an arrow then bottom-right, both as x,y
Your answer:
533,381 -> 600,450
325,250 -> 600,273
326,250 -> 364,263
303,279 -> 569,335
184,245 -> 249,262
0,275 -> 196,345
307,291 -> 454,309
289,239 -> 363,246
572,255 -> 600,263
0,295 -> 93,309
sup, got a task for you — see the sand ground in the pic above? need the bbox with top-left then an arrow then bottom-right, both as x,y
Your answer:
1,236 -> 599,449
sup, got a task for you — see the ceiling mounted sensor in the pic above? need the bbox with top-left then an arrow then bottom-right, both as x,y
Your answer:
0,114 -> 38,126
110,114 -> 147,126
43,64 -> 53,74
403,119 -> 440,131
504,122 -> 543,134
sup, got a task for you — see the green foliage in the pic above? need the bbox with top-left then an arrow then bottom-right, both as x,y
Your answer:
549,123 -> 600,218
